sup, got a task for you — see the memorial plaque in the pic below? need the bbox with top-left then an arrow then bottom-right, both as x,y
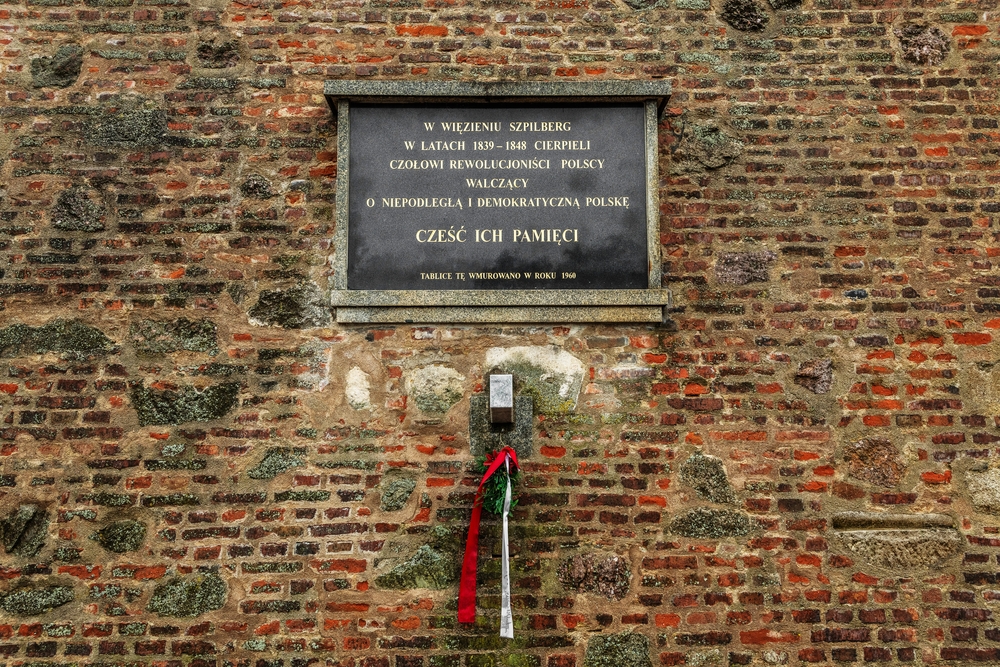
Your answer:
325,81 -> 671,322
347,103 -> 647,291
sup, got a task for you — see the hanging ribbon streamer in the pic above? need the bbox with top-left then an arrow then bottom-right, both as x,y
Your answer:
499,457 -> 513,639
458,446 -> 520,633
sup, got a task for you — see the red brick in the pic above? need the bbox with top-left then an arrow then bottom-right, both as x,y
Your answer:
740,630 -> 799,645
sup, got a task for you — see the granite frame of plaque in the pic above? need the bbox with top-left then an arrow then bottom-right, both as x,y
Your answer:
324,81 -> 671,324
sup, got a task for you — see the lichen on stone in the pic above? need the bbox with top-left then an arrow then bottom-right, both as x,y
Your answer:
485,346 -> 584,414
240,174 -> 275,199
53,547 -> 81,562
30,45 -> 83,88
406,365 -> 465,413
227,283 -> 248,305
130,318 -> 218,356
715,251 -> 777,285
161,442 -> 186,457
51,186 -> 106,232
86,103 -> 168,149
130,382 -> 240,426
670,122 -> 744,174
621,0 -> 665,9
0,586 -> 74,616
86,492 -> 133,507
247,448 -> 305,480
274,490 -> 330,502
375,526 -> 461,590
91,521 -> 146,554
141,493 -> 200,507
557,552 -> 631,600
380,477 -> 417,512
895,24 -> 949,66
196,40 -> 239,68
720,0 -> 769,32
374,545 -> 458,590
0,504 -> 49,558
679,452 -> 737,505
584,632 -> 652,667
0,320 -> 115,360
767,0 -> 799,9
146,571 -> 227,617
794,359 -> 832,394
671,508 -> 757,538
843,438 -> 905,488
248,282 -> 331,329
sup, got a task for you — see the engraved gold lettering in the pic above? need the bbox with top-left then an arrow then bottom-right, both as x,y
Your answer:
475,229 -> 503,242
415,226 -> 467,243
464,178 -> 529,189
476,197 -> 580,208
511,228 -> 579,244
534,140 -> 591,151
586,196 -> 630,208
389,159 -> 445,170
438,121 -> 502,133
421,140 -> 465,151
507,122 -> 572,132
468,272 -> 521,279
449,159 -> 551,170
383,197 -> 462,208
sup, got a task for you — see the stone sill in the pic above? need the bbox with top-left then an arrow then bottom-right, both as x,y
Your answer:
334,305 -> 668,324
330,288 -> 671,307
331,289 -> 671,323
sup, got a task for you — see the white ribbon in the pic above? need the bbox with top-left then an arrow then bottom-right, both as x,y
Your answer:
499,456 -> 514,639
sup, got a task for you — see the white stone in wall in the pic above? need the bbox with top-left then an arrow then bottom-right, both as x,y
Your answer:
967,467 -> 1000,514
406,365 -> 465,413
345,366 -> 372,410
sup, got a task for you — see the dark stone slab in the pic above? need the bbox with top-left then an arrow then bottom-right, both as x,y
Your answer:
831,512 -> 954,530
469,395 -> 533,458
30,45 -> 83,89
347,103 -> 647,291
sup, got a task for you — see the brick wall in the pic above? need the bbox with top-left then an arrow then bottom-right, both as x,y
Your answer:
0,0 -> 999,665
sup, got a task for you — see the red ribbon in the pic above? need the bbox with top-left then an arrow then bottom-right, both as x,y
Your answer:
458,446 -> 520,624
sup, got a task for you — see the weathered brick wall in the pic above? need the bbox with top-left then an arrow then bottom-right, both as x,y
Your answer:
0,0 -> 999,665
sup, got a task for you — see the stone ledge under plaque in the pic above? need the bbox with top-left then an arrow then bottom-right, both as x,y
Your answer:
469,395 -> 533,459
331,289 -> 671,308
332,289 -> 671,323
336,306 -> 667,324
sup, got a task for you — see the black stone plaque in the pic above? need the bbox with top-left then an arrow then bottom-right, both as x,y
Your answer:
347,103 -> 647,291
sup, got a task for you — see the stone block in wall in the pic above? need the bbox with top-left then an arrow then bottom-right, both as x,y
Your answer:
831,513 -> 961,571
584,632 -> 652,667
30,45 -> 83,88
